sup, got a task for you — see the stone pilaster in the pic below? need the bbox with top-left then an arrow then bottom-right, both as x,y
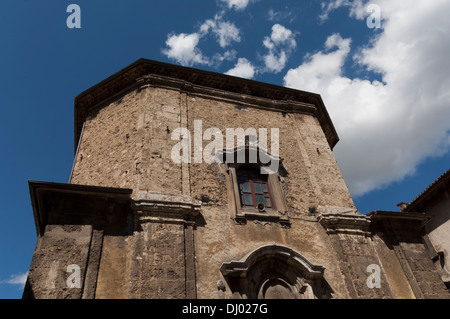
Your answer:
319,213 -> 394,298
128,191 -> 201,298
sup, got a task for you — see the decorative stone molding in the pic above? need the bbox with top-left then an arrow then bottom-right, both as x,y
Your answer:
133,190 -> 201,224
220,244 -> 332,299
216,144 -> 283,169
74,59 -> 339,154
234,211 -> 291,228
220,244 -> 325,280
136,74 -> 317,117
318,213 -> 371,236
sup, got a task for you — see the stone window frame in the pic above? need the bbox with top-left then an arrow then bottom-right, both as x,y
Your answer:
219,145 -> 290,227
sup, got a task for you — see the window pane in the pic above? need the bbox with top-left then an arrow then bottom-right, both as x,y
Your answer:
241,181 -> 251,192
255,194 -> 264,205
243,193 -> 253,205
237,168 -> 273,210
264,197 -> 272,208
253,182 -> 263,194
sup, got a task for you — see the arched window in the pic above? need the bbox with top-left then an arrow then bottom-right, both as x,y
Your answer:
237,167 -> 273,211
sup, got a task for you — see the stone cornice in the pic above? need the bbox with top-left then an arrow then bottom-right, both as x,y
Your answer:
137,74 -> 318,115
74,59 -> 339,154
133,190 -> 201,224
318,213 -> 371,235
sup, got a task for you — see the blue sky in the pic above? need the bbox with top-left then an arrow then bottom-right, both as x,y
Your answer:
0,0 -> 449,298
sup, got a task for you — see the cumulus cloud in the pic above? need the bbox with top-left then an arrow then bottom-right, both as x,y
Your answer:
285,0 -> 450,196
163,14 -> 241,66
225,57 -> 256,79
200,14 -> 241,48
162,32 -> 209,67
262,24 -> 297,73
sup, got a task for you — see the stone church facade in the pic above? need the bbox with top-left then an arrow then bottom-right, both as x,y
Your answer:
23,59 -> 450,299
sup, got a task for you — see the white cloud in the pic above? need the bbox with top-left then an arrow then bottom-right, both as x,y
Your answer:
221,0 -> 252,11
285,33 -> 350,88
263,51 -> 288,74
262,24 -> 297,73
285,0 -> 450,197
200,14 -> 241,48
163,13 -> 241,67
162,32 -> 209,67
1,272 -> 28,288
319,0 -> 366,22
270,24 -> 296,47
225,57 -> 256,79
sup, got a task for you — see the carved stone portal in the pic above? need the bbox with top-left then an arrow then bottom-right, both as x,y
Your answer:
220,244 -> 333,299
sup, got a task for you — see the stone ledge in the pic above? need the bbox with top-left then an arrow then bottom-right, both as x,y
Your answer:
134,190 -> 200,205
133,191 -> 201,223
318,213 -> 371,235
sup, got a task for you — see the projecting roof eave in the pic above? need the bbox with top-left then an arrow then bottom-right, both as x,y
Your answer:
74,58 -> 339,154
404,168 -> 450,212
28,180 -> 132,237
366,210 -> 431,221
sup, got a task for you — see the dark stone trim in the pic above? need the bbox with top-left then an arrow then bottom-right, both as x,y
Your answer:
82,229 -> 104,299
184,222 -> 197,299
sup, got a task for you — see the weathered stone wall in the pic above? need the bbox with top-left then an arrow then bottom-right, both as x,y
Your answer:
194,210 -> 351,298
318,214 -> 397,299
326,232 -> 394,298
24,225 -> 92,299
186,95 -> 355,212
371,233 -> 416,298
129,222 -> 186,298
70,85 -> 354,209
370,216 -> 450,299
95,234 -> 133,299
394,234 -> 449,298
70,86 -> 184,196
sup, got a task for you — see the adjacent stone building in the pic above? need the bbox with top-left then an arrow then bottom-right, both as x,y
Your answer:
23,59 -> 450,299
401,168 -> 450,291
